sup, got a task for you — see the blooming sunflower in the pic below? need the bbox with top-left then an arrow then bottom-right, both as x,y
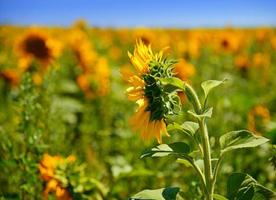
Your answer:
15,28 -> 61,71
123,40 -> 179,143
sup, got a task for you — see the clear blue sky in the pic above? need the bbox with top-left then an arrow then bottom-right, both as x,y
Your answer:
0,0 -> 276,27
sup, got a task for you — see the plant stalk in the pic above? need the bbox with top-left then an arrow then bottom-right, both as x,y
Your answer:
184,83 -> 213,200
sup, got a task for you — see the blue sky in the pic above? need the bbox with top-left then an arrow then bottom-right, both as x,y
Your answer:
0,0 -> 276,27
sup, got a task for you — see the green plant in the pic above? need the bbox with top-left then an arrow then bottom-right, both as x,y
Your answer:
127,44 -> 275,200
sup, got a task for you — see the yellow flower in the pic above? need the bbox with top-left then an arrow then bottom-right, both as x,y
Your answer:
234,54 -> 249,70
123,40 -> 170,143
68,29 -> 97,72
252,53 -> 270,67
39,154 -> 62,181
271,36 -> 276,50
0,69 -> 21,87
39,154 -> 75,200
130,99 -> 168,143
14,28 -> 61,71
76,57 -> 110,98
127,40 -> 163,75
174,58 -> 196,81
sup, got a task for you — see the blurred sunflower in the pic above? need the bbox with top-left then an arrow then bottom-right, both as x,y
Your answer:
68,29 -> 110,98
174,58 -> 196,81
234,54 -> 249,70
252,53 -> 270,68
0,69 -> 21,87
248,105 -> 270,135
68,29 -> 97,72
15,28 -> 62,71
173,58 -> 196,103
39,154 -> 75,200
123,40 -> 180,143
77,57 -> 110,98
216,31 -> 242,53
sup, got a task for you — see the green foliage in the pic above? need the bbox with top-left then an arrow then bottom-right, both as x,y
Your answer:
219,130 -> 269,155
141,142 -> 191,159
201,79 -> 226,99
129,187 -> 181,200
227,173 -> 276,200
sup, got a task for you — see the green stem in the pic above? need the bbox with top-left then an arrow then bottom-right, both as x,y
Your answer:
184,83 -> 213,200
211,155 -> 223,194
184,83 -> 202,114
198,119 -> 213,200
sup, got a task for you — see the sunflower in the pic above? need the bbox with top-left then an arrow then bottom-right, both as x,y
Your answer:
248,105 -> 270,135
68,29 -> 97,72
234,54 -> 249,70
123,40 -> 179,143
174,58 -> 196,81
39,154 -> 75,200
76,57 -> 110,98
0,69 -> 21,87
15,28 -> 61,71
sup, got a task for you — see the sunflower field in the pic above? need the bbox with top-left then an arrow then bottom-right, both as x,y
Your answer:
0,21 -> 276,200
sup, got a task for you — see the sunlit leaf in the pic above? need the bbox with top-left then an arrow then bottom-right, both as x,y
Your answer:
141,142 -> 190,159
201,79 -> 226,98
129,187 -> 181,200
219,130 -> 269,154
167,121 -> 199,137
160,77 -> 184,91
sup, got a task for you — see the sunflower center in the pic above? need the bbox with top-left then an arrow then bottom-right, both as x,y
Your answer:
24,36 -> 50,60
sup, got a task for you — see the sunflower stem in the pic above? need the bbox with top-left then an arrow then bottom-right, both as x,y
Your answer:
183,83 -> 213,200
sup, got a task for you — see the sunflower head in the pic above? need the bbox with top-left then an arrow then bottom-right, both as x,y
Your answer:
15,28 -> 61,70
124,40 -> 181,143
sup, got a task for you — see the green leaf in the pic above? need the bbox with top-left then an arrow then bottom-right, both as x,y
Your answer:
188,107 -> 213,119
141,142 -> 190,159
167,121 -> 199,137
219,130 -> 269,154
213,194 -> 228,200
176,158 -> 192,167
160,77 -> 184,91
201,79 -> 226,98
227,173 -> 276,200
129,187 -> 180,200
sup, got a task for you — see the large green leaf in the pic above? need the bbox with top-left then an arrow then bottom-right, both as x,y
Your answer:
129,187 -> 181,200
167,121 -> 199,137
201,79 -> 226,98
227,173 -> 276,200
219,130 -> 269,154
141,142 -> 190,159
